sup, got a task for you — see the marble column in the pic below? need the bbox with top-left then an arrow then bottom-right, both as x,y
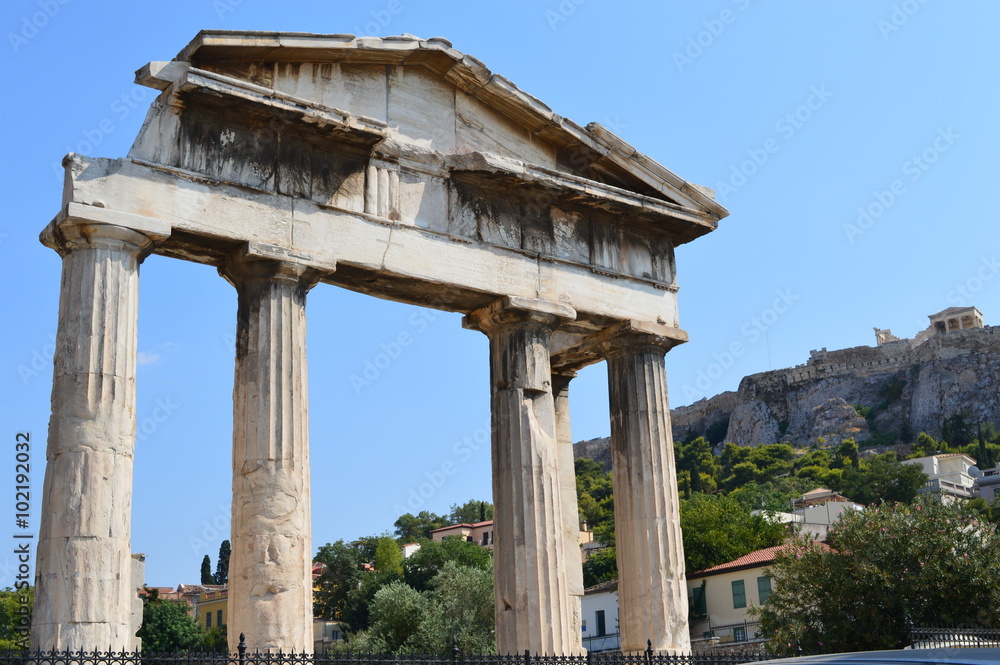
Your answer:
220,252 -> 318,654
464,297 -> 583,656
33,219 -> 166,651
601,324 -> 689,655
552,372 -> 584,641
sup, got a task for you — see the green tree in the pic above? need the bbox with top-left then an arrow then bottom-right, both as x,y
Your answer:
838,454 -> 927,505
393,511 -> 449,542
680,493 -> 787,573
719,443 -> 795,490
729,480 -> 809,513
978,421 -> 1000,445
374,537 -> 404,579
343,569 -> 387,632
313,534 -> 400,631
348,581 -> 431,653
448,500 -> 493,525
942,412 -> 975,446
581,517 -> 619,587
314,540 -> 365,620
403,537 -> 492,592
704,417 -> 730,446
676,437 -> 721,494
581,545 -> 618,588
426,561 -> 495,654
201,625 -> 227,652
755,496 -> 1000,655
200,555 -> 214,585
346,562 -> 495,655
214,540 -> 231,585
0,586 -> 33,649
575,458 -> 614,528
137,592 -> 204,652
968,497 -> 1000,524
834,439 -> 859,468
911,432 -> 945,457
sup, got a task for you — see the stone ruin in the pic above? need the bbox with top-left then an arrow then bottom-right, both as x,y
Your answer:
875,306 -> 984,348
33,31 -> 728,655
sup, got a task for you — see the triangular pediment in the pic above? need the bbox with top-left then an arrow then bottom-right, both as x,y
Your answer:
137,30 -> 724,219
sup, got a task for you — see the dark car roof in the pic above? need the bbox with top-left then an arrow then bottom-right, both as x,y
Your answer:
744,648 -> 1000,664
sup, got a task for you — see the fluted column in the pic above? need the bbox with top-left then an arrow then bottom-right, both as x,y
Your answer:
220,251 -> 318,654
552,372 -> 584,642
601,324 -> 689,655
33,219 -> 166,650
464,297 -> 583,656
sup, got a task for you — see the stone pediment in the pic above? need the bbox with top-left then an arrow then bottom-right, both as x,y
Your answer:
51,30 -> 730,369
134,31 -> 725,231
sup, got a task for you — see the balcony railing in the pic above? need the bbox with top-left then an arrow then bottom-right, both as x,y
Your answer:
582,632 -> 621,653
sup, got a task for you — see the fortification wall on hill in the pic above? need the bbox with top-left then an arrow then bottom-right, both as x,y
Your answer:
670,326 -> 1000,449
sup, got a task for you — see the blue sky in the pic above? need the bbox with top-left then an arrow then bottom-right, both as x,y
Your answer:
1,1 -> 997,587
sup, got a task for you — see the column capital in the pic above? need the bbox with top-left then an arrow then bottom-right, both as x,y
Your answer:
40,208 -> 170,259
463,296 -> 576,335
219,243 -> 324,290
590,320 -> 688,358
551,370 -> 577,393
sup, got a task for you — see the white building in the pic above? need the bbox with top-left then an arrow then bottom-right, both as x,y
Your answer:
580,580 -> 620,652
907,453 -> 978,501
755,488 -> 862,540
975,465 -> 1000,501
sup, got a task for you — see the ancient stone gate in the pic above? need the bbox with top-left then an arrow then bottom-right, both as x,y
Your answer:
34,31 -> 727,655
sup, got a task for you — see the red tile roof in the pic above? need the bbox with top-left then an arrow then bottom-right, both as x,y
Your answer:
429,523 -> 472,533
584,579 -> 618,595
429,520 -> 494,533
689,543 -> 832,578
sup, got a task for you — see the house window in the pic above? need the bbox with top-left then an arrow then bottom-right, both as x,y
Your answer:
757,576 -> 772,604
732,580 -> 746,608
734,626 -> 747,642
691,586 -> 707,617
217,609 -> 223,627
481,532 -> 490,546
331,631 -> 340,641
206,612 -> 212,628
596,610 -> 606,637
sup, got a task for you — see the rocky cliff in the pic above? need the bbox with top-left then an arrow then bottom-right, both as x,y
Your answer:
671,325 -> 1000,450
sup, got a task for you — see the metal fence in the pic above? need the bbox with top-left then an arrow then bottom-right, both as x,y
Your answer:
581,633 -> 621,653
908,624 -> 1000,649
0,635 -> 771,665
7,626 -> 998,665
688,621 -> 763,647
